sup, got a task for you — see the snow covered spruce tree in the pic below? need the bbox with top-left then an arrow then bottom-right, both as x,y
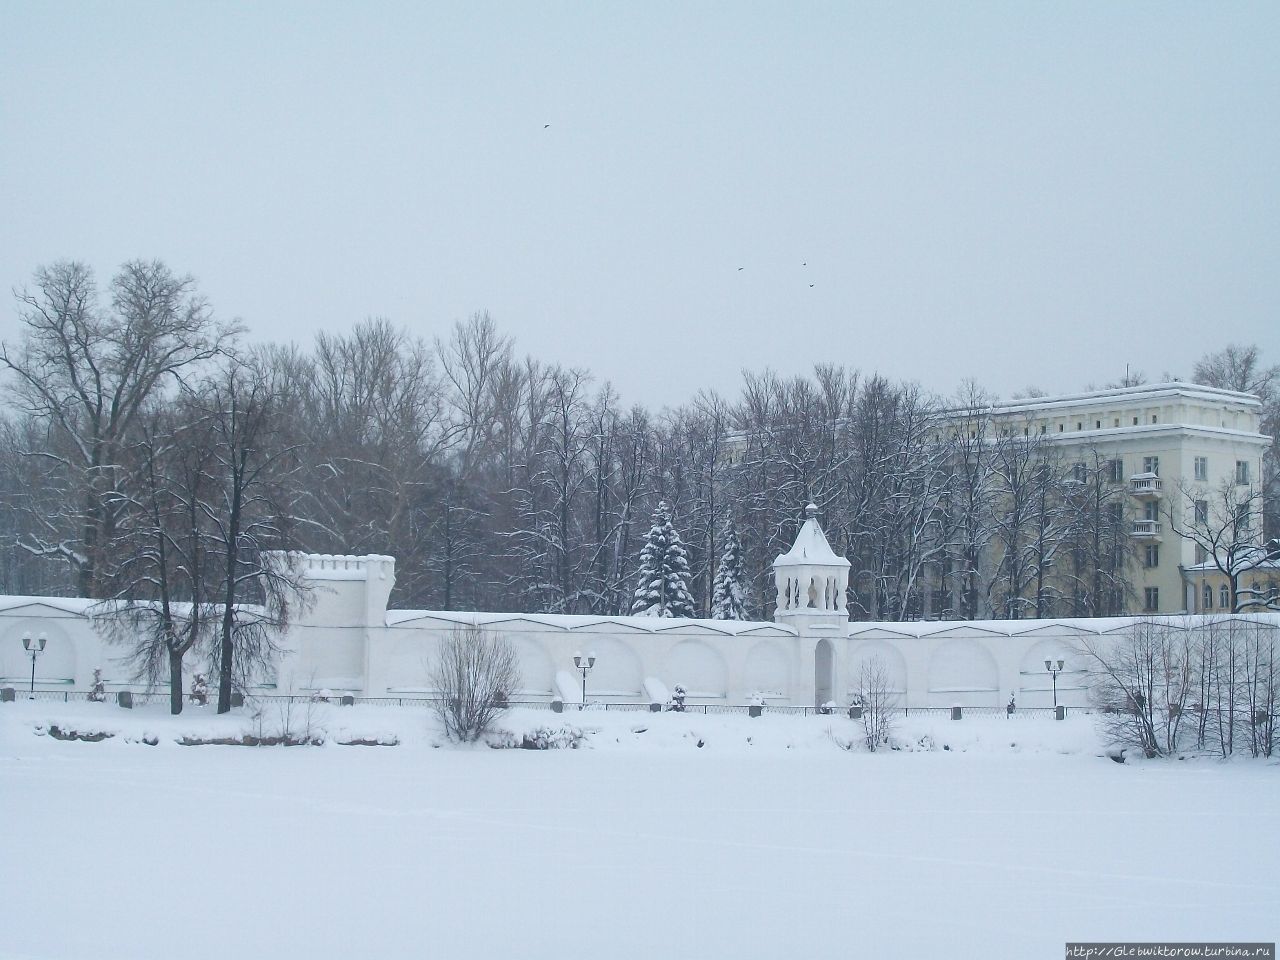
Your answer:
631,500 -> 697,618
711,515 -> 748,620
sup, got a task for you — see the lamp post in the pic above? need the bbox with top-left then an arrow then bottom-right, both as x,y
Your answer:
573,651 -> 596,707
1044,658 -> 1065,709
22,633 -> 47,697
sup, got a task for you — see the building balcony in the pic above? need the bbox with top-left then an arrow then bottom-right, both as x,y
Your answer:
1128,473 -> 1163,497
1130,520 -> 1163,538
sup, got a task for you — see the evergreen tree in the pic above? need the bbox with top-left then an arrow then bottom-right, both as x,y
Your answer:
711,515 -> 749,620
631,500 -> 697,617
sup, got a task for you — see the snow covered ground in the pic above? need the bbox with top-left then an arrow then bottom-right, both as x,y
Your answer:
2,700 -> 1276,959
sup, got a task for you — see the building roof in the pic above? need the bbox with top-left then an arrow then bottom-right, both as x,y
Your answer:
984,381 -> 1262,416
1185,545 -> 1280,574
773,506 -> 850,569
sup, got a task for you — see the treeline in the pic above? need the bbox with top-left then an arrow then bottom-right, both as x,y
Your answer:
1083,617 -> 1279,759
1,260 -> 1276,621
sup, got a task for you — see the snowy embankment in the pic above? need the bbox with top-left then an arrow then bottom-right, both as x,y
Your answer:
2,701 -> 1277,960
1,698 -> 1107,754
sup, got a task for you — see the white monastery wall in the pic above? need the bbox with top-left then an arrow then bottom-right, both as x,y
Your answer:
3,517 -> 1275,707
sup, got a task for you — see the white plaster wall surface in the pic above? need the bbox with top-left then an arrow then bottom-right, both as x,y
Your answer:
2,560 -> 1278,710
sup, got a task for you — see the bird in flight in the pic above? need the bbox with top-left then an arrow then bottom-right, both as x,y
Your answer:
809,283 -> 815,288
737,266 -> 744,271
544,124 -> 551,129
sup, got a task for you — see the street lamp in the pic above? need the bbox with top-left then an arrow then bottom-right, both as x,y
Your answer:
572,651 -> 596,707
1044,658 -> 1065,709
22,633 -> 47,697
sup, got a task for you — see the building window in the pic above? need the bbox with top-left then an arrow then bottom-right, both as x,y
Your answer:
1220,584 -> 1231,609
1236,460 -> 1250,484
1096,419 -> 1102,429
1072,462 -> 1087,483
931,589 -> 951,617
1144,587 -> 1159,612
1132,417 -> 1138,425
1194,456 -> 1208,481
1194,499 -> 1209,526
1143,455 -> 1159,476
1107,458 -> 1124,483
1077,422 -> 1083,431
1195,543 -> 1207,564
1040,424 -> 1047,434
1143,500 -> 1160,522
1203,583 -> 1213,610
1144,544 -> 1159,568
1113,418 -> 1120,427
1236,502 -> 1252,536
1151,414 -> 1158,424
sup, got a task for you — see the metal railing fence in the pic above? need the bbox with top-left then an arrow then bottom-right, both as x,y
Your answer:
4,687 -> 1087,718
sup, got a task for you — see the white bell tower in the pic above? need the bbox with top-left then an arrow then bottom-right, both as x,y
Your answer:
773,503 -> 850,621
773,504 -> 850,706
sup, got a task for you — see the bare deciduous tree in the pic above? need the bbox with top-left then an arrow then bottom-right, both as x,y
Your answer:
855,655 -> 900,752
1166,480 -> 1267,612
1081,619 -> 1201,758
1,260 -> 236,596
429,624 -> 519,742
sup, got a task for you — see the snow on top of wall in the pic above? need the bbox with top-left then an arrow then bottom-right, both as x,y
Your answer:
0,596 -> 270,619
384,609 -> 797,637
847,612 -> 1280,640
0,596 -> 97,617
290,553 -> 396,581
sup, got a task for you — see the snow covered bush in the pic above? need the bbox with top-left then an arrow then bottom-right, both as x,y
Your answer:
520,726 -> 587,750
249,695 -> 324,746
667,683 -> 687,712
857,656 -> 899,752
189,673 -> 209,706
631,500 -> 697,617
88,668 -> 106,703
429,624 -> 520,742
484,725 -> 586,750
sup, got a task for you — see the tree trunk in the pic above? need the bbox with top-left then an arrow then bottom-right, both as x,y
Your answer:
217,478 -> 245,714
169,647 -> 185,716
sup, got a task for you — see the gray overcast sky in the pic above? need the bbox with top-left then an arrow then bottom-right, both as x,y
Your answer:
2,2 -> 1277,409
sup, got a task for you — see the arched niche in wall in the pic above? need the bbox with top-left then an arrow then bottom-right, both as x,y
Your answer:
383,633 -> 434,690
0,618 -> 78,683
1017,637 -> 1085,706
846,639 -> 908,696
663,640 -> 728,699
507,634 -> 555,697
742,640 -> 791,698
573,635 -> 644,698
927,638 -> 999,703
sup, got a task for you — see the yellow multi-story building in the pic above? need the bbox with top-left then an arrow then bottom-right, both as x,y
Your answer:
983,382 -> 1269,615
723,380 -> 1270,619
